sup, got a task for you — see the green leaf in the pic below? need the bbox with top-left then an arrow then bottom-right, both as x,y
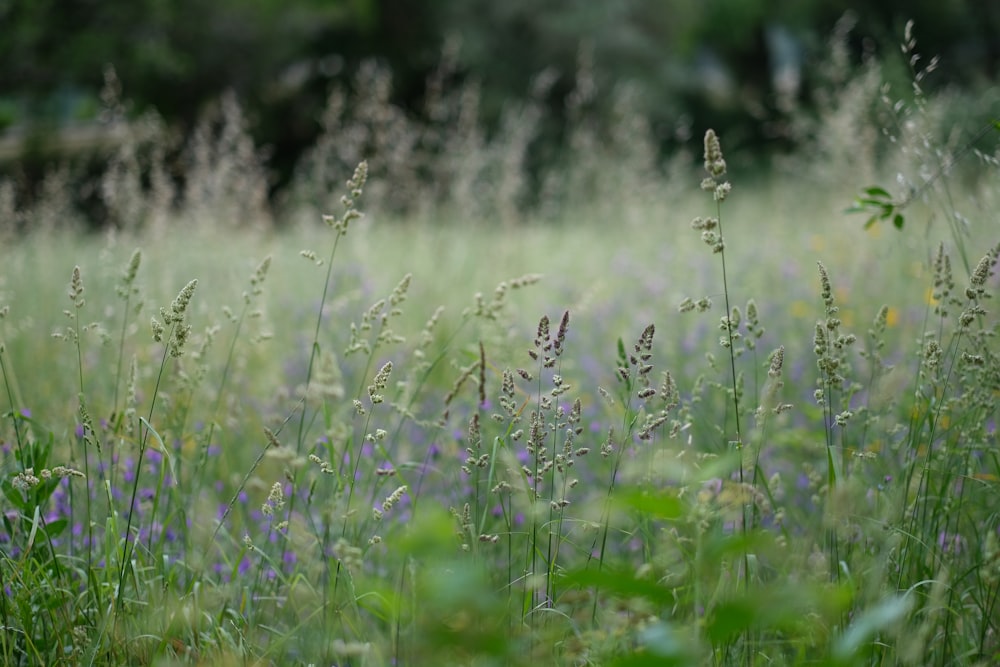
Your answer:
30,478 -> 61,507
563,565 -> 675,607
700,529 -> 774,564
706,597 -> 757,643
831,595 -> 912,663
1,480 -> 26,511
615,487 -> 685,520
610,621 -> 698,666
892,213 -> 905,229
862,186 -> 892,199
706,584 -> 854,647
855,197 -> 889,208
140,417 -> 178,488
848,186 -> 902,230
43,518 -> 68,540
827,443 -> 838,488
25,505 -> 41,554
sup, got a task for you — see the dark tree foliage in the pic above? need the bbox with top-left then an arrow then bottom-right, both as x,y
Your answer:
0,0 -> 996,203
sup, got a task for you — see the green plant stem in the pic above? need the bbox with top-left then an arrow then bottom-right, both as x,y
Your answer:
72,312 -> 96,588
296,228 -> 345,455
714,200 -> 750,604
115,324 -> 175,619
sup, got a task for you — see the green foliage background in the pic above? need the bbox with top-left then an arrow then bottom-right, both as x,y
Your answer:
2,0 -> 997,201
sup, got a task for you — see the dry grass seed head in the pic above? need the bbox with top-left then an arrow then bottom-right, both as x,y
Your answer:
703,129 -> 727,178
368,361 -> 392,405
69,266 -> 85,308
117,249 -> 142,299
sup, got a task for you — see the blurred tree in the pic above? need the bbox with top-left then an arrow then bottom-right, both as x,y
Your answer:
0,0 -> 996,210
433,0 -> 997,154
0,0 -> 381,205
0,0 -> 369,117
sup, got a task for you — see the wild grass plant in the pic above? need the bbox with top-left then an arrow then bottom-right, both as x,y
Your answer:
1,30 -> 999,667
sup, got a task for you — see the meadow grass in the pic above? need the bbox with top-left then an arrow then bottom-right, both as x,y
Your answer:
1,37 -> 1000,666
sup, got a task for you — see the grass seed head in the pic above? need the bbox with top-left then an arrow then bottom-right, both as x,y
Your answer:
703,129 -> 727,177
68,266 -> 85,308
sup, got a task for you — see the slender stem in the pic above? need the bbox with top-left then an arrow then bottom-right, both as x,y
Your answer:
0,350 -> 26,470
115,332 -> 172,617
296,230 -> 344,454
715,199 -> 743,451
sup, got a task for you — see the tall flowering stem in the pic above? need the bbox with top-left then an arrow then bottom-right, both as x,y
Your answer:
698,129 -> 742,452
296,161 -> 368,454
115,278 -> 197,618
692,131 -> 755,621
694,132 -> 745,503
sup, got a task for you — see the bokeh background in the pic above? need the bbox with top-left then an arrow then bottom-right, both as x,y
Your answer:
2,0 -> 998,227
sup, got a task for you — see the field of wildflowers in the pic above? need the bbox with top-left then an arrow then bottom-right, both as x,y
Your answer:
1,24 -> 999,667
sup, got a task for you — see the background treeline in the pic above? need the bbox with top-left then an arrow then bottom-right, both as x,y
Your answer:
1,0 -> 997,221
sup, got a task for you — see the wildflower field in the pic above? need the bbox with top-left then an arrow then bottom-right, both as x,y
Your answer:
1,30 -> 1000,667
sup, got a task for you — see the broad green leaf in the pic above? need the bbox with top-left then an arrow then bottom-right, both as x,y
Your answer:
43,518 -> 68,540
615,487 -> 685,519
831,595 -> 912,663
706,597 -> 757,643
610,621 -> 698,666
563,565 -> 675,607
1,480 -> 26,511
